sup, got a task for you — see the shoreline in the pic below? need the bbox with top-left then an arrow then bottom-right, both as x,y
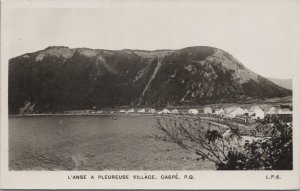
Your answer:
8,113 -> 157,117
8,113 -> 208,119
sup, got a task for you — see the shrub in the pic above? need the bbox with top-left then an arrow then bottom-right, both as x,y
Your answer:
156,115 -> 292,170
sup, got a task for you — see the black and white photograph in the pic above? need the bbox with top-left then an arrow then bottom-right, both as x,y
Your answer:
1,0 -> 299,189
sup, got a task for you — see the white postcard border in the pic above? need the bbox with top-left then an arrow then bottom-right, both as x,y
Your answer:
1,0 -> 300,189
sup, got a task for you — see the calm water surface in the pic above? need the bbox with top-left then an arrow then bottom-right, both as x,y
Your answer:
9,115 -> 214,170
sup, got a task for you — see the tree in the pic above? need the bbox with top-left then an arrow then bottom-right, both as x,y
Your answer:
155,115 -> 292,170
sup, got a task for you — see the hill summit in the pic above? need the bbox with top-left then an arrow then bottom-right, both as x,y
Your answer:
9,46 -> 291,114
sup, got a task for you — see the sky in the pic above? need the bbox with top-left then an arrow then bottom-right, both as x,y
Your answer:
5,0 -> 300,79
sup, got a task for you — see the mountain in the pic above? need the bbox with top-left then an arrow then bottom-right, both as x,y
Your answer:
267,78 -> 292,90
8,46 -> 292,114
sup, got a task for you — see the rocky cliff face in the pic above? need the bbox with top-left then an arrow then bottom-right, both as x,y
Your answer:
9,46 -> 291,114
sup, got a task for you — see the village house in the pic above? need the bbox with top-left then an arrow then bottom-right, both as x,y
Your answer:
171,109 -> 179,114
188,109 -> 198,115
148,108 -> 156,113
137,109 -> 145,113
204,107 -> 212,114
236,107 -> 245,115
224,107 -> 237,115
275,108 -> 292,122
126,108 -> 134,113
215,108 -> 225,117
229,112 -> 236,119
265,106 -> 292,122
276,108 -> 292,114
248,106 -> 265,119
267,107 -> 276,114
162,109 -> 171,114
224,107 -> 239,118
224,107 -> 247,119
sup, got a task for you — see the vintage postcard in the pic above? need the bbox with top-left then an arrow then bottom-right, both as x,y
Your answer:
1,0 -> 299,189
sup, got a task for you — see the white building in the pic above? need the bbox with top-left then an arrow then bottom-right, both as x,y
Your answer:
188,109 -> 198,115
234,107 -> 246,115
224,106 -> 238,114
171,109 -> 179,114
276,108 -> 292,114
267,107 -> 276,114
228,112 -> 237,118
215,108 -> 225,116
224,107 -> 238,118
224,107 -> 246,118
148,109 -> 156,113
119,109 -> 126,113
137,109 -> 145,113
126,108 -> 135,113
204,107 -> 212,114
162,109 -> 171,114
249,106 -> 265,119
